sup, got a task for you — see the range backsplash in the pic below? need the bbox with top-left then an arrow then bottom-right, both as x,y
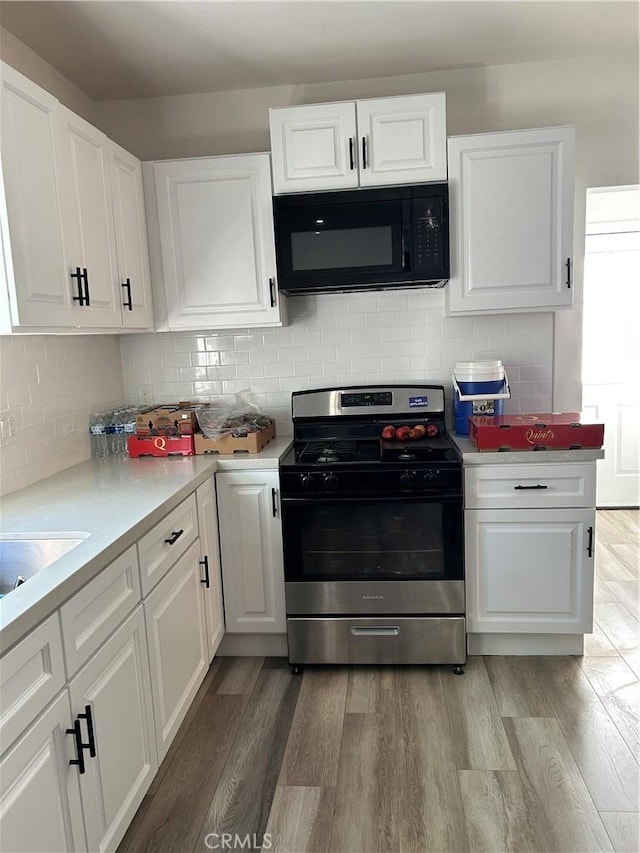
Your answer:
120,290 -> 553,437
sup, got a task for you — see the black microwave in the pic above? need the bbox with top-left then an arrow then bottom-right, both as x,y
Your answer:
273,183 -> 449,295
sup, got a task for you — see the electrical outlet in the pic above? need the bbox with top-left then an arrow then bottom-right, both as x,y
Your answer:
137,385 -> 153,407
0,410 -> 19,446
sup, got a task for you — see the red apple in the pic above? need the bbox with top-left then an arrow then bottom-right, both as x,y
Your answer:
381,425 -> 396,440
408,427 -> 422,440
426,423 -> 439,438
395,425 -> 411,441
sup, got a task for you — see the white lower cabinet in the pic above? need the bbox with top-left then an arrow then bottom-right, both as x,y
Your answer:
196,477 -> 225,660
464,462 -> 597,641
144,540 -> 208,762
216,470 -> 286,633
0,477 -> 227,851
0,691 -> 86,853
68,605 -> 157,853
465,507 -> 595,633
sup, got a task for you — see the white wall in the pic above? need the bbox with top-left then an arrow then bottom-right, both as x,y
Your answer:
0,27 -> 96,122
0,336 -> 125,496
99,54 -> 638,414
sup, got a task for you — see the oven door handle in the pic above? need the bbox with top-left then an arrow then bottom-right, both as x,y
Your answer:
351,626 -> 400,637
281,493 -> 462,505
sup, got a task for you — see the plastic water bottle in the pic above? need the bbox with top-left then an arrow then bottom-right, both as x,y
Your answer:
103,411 -> 115,456
111,409 -> 126,454
123,407 -> 138,455
89,413 -> 107,457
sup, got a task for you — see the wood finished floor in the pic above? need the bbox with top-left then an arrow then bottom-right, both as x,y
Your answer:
119,510 -> 639,853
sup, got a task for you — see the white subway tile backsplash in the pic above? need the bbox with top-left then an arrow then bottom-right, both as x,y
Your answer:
118,293 -> 554,440
0,335 -> 124,497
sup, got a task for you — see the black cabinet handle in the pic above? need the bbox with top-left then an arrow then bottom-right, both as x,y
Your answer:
514,484 -> 548,490
349,137 -> 355,170
587,525 -> 594,557
78,704 -> 96,758
122,278 -> 133,311
82,268 -> 90,306
66,719 -> 86,774
164,529 -> 184,545
272,488 -> 278,518
200,555 -> 210,588
71,267 -> 86,306
269,277 -> 276,308
566,257 -> 572,288
361,136 -> 368,169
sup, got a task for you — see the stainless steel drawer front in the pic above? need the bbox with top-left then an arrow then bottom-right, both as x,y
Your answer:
285,579 -> 464,616
287,616 -> 466,665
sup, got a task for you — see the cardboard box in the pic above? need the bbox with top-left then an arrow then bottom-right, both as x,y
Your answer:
194,420 -> 276,455
469,414 -> 605,452
135,403 -> 206,436
127,434 -> 194,457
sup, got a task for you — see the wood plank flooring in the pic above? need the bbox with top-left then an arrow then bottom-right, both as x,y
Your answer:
118,510 -> 639,853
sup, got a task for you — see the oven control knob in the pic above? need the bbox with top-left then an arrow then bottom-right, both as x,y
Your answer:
300,473 -> 315,489
323,473 -> 339,490
400,471 -> 417,487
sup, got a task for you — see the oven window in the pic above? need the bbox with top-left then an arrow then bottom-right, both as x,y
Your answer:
291,226 -> 393,270
282,498 -> 463,582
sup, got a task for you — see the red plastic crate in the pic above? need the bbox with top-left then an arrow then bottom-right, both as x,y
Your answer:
127,434 -> 194,457
469,413 -> 604,452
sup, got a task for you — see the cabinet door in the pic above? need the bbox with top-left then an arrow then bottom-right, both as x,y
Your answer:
0,62 -> 71,328
447,126 -> 575,315
154,153 -> 284,329
465,508 -> 595,634
269,102 -> 358,194
196,477 -> 225,661
69,606 -> 157,853
144,540 -> 208,761
216,470 -> 286,634
109,141 -> 154,330
0,691 -> 86,853
357,92 -> 447,187
56,104 -> 121,328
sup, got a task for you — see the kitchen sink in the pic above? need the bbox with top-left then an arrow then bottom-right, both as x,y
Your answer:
0,533 -> 89,597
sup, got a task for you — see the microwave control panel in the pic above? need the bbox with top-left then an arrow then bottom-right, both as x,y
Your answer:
413,197 -> 446,272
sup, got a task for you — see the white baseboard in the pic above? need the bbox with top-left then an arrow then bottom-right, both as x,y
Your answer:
467,633 -> 585,655
218,633 -> 289,657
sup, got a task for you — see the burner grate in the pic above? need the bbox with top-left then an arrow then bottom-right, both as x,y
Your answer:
299,440 -> 358,464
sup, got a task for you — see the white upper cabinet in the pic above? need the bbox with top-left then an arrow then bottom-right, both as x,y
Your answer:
356,93 -> 447,188
0,62 -> 154,333
269,102 -> 359,193
109,141 -> 154,330
152,152 -> 285,330
446,126 -> 575,315
56,104 -> 122,328
269,92 -> 447,194
0,62 -> 71,328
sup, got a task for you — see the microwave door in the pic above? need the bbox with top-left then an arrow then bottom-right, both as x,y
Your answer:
276,199 -> 409,291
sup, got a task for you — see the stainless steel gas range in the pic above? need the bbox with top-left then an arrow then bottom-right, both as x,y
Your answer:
279,385 -> 465,673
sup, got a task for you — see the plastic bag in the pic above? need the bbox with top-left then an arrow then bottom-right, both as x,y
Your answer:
195,390 -> 273,439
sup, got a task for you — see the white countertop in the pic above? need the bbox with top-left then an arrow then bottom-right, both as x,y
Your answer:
450,433 -> 605,464
0,435 -> 292,653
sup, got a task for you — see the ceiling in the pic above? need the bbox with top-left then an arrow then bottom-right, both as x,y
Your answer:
0,0 -> 638,102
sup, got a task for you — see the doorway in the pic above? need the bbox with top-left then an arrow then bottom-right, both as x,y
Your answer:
582,186 -> 640,507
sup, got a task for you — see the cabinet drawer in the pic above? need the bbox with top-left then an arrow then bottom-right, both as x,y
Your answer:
60,545 -> 141,677
465,463 -> 596,509
137,493 -> 198,596
0,614 -> 65,752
